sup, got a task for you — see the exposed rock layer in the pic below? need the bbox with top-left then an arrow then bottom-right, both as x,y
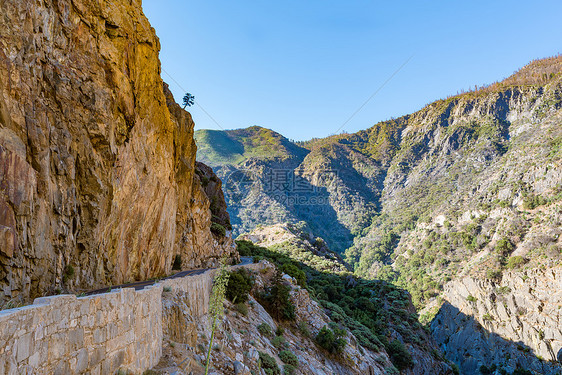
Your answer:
432,266 -> 562,375
156,260 -> 452,375
0,0 -> 233,302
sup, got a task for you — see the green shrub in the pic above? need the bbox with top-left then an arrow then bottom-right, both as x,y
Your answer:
466,295 -> 477,303
523,194 -> 547,209
210,222 -> 226,237
258,270 -> 295,321
486,269 -> 502,280
257,323 -> 273,338
258,351 -> 280,375
278,350 -> 298,366
496,237 -> 514,257
283,364 -> 296,375
271,335 -> 288,350
62,265 -> 75,283
506,256 -> 526,269
226,269 -> 255,303
235,302 -> 248,316
275,326 -> 285,336
297,321 -> 311,337
386,339 -> 413,371
496,286 -> 511,294
236,240 -> 253,256
319,300 -> 382,351
315,325 -> 347,354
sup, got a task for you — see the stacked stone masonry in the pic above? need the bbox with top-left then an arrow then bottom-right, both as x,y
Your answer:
0,263 -> 260,375
0,287 -> 162,374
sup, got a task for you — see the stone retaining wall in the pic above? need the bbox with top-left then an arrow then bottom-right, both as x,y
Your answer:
0,285 -> 162,375
0,262 -> 260,375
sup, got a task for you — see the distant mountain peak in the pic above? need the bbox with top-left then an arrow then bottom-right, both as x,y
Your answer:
195,126 -> 308,167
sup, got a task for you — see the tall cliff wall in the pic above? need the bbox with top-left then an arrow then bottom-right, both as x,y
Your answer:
432,266 -> 562,375
0,0 -> 234,303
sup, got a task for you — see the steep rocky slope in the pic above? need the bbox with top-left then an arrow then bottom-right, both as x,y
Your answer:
195,161 -> 233,235
152,260 -> 452,375
231,241 -> 454,375
197,56 -> 562,373
0,0 -> 234,304
432,266 -> 562,375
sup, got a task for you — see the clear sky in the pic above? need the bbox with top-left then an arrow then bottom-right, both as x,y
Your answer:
143,1 -> 562,141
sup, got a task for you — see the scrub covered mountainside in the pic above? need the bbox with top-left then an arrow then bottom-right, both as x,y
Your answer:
197,55 -> 562,262
238,221 -> 351,274
227,241 -> 454,375
196,55 -> 562,374
196,55 -> 562,298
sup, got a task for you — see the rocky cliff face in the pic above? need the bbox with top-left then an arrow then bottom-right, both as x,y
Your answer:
194,161 -> 232,233
0,0 -> 234,303
432,266 -> 562,375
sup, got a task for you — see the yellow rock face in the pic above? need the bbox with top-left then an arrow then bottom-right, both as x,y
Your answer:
0,0 -> 234,301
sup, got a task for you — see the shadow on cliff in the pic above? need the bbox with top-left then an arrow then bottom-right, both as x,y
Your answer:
431,302 -> 562,375
223,166 -> 354,253
272,183 -> 354,253
236,240 -> 453,374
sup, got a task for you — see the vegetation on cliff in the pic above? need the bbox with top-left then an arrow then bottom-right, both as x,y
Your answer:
197,56 -> 562,373
197,55 -> 562,311
237,240 -> 450,373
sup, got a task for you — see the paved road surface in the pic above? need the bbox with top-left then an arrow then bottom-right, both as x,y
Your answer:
84,256 -> 253,296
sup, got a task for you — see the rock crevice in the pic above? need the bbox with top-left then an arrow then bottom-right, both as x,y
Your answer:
0,0 -> 233,302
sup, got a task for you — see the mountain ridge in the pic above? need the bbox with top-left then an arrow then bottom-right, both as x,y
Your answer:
196,54 -> 562,374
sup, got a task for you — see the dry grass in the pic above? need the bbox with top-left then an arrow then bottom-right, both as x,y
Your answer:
444,54 -> 562,101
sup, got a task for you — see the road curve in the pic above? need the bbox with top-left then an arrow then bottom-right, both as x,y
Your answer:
84,256 -> 253,296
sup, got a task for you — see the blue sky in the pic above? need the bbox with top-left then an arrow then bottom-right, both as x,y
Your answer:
143,1 -> 562,141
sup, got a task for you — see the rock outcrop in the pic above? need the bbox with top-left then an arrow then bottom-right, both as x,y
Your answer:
238,222 -> 350,273
155,260 -> 407,375
153,260 -> 453,375
195,161 -> 232,232
432,266 -> 562,375
0,0 -> 234,303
